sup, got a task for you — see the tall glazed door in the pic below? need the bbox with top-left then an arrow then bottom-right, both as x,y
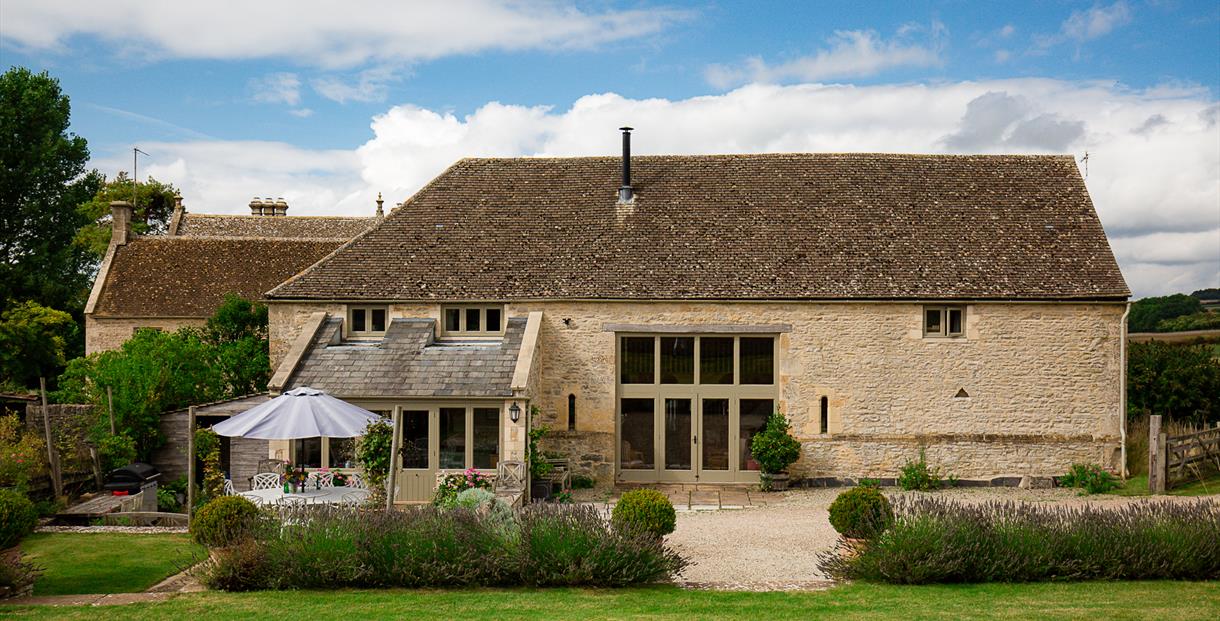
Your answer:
697,397 -> 733,483
396,409 -> 436,502
659,394 -> 695,483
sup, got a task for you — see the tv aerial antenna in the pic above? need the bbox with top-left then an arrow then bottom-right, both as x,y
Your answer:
132,147 -> 149,207
1079,151 -> 1089,178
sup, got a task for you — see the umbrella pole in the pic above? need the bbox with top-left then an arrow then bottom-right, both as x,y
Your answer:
386,405 -> 401,511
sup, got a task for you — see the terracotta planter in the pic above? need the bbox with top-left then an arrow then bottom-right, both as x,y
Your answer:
840,537 -> 868,558
760,472 -> 790,492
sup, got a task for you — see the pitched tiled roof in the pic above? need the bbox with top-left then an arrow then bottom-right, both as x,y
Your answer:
92,237 -> 343,317
268,154 -> 1129,301
284,317 -> 524,398
175,213 -> 374,239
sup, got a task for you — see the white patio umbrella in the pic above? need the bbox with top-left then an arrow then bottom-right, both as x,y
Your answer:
212,387 -> 384,440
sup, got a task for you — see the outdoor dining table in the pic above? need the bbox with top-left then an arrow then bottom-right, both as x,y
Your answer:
240,485 -> 367,505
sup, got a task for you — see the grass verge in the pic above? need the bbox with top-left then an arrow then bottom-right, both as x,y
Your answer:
20,532 -> 204,595
1106,473 -> 1220,497
1,581 -> 1218,620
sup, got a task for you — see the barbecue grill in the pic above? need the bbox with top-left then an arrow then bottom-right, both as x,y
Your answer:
104,463 -> 161,511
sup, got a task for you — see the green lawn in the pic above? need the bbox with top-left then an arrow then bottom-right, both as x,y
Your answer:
20,533 -> 204,595
1106,473 -> 1220,497
2,582 -> 1217,620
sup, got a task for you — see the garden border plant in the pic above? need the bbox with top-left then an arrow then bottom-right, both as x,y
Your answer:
818,495 -> 1220,583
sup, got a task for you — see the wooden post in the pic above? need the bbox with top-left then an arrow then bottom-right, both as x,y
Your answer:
385,406 -> 401,511
106,386 -> 116,436
1148,415 -> 1165,494
187,406 -> 196,526
39,378 -> 64,498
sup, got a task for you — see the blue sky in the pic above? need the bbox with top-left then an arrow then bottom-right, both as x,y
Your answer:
1,1 -> 1217,296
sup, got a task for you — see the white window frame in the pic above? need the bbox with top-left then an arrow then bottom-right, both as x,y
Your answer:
440,304 -> 505,337
923,305 -> 966,338
347,305 -> 389,338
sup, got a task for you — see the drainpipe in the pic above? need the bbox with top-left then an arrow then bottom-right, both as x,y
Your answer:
1119,302 -> 1131,479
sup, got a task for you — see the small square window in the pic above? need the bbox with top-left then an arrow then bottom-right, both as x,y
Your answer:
349,305 -> 388,336
924,309 -> 942,335
445,308 -> 461,332
465,308 -> 482,332
924,306 -> 965,338
485,308 -> 502,332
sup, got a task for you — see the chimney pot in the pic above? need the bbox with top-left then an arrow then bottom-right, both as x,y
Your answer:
249,197 -> 263,215
274,197 -> 288,216
618,126 -> 634,203
109,201 -> 134,246
375,192 -> 384,217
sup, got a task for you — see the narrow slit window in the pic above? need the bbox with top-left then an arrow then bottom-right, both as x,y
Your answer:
568,394 -> 576,431
820,396 -> 829,434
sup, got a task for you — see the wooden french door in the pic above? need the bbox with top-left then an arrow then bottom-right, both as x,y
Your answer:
396,409 -> 435,502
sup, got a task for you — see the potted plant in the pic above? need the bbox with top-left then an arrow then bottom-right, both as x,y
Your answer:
527,423 -> 555,501
750,411 -> 802,491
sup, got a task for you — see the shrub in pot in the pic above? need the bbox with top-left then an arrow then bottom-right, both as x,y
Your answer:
828,486 -> 893,540
750,411 -> 802,491
191,496 -> 264,548
612,489 -> 676,539
0,489 -> 37,550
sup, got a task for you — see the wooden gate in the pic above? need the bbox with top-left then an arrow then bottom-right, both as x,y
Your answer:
1148,415 -> 1220,494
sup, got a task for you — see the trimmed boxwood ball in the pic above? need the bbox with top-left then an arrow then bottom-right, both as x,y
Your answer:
191,496 -> 264,548
828,486 -> 893,539
612,489 -> 677,538
0,489 -> 38,549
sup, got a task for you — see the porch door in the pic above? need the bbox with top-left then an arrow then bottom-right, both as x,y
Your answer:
697,397 -> 733,483
396,409 -> 435,502
659,394 -> 695,482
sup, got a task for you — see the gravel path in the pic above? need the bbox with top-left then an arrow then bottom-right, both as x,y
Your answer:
667,487 -> 1216,590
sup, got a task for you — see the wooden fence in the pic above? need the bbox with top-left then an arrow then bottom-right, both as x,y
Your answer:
1148,415 -> 1220,493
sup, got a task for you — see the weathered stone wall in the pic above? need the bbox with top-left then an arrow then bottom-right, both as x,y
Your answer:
267,300 -> 1124,483
85,316 -> 207,354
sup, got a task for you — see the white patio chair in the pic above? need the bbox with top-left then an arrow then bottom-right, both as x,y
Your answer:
339,491 -> 368,508
239,491 -> 266,506
277,495 -> 308,508
251,472 -> 281,490
308,471 -> 335,488
223,479 -> 236,496
347,472 -> 366,489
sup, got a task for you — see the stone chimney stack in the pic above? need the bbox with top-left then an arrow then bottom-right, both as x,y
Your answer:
376,192 -> 384,217
110,201 -> 134,246
168,195 -> 186,236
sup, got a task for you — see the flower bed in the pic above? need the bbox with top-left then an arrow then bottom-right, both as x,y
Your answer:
818,495 -> 1220,583
197,504 -> 686,590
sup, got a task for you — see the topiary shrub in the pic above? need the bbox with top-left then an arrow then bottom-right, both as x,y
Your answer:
0,489 -> 38,549
612,489 -> 676,538
750,411 -> 802,475
1059,463 -> 1119,494
828,486 -> 893,539
191,496 -> 264,548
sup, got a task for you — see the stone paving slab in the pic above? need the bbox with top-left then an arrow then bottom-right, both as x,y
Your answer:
6,592 -> 175,606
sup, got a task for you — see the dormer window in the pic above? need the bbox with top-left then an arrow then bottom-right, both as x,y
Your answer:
442,305 -> 504,336
348,305 -> 387,337
924,305 -> 965,338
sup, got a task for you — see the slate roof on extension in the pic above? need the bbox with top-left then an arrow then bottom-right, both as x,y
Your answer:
267,154 -> 1129,301
92,237 -> 344,317
174,213 -> 375,239
283,317 -> 525,398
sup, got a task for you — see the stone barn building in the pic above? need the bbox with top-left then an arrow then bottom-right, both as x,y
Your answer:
261,141 -> 1130,500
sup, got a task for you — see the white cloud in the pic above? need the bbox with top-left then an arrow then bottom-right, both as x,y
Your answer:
311,66 -> 403,104
91,79 -> 1220,297
249,72 -> 301,106
1034,1 -> 1133,50
0,1 -> 688,68
705,23 -> 945,88
998,24 -> 1016,39
289,108 -> 315,118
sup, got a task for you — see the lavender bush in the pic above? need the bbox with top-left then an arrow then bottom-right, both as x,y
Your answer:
818,495 -> 1220,583
199,504 -> 686,590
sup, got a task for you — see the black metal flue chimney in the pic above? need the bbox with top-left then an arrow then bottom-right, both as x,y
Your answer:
618,126 -> 633,202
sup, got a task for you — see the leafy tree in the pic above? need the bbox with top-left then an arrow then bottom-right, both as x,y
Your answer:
0,300 -> 76,388
75,172 -> 181,264
1157,312 -> 1220,332
206,294 -> 270,396
1127,341 -> 1220,425
1129,294 -> 1203,332
206,294 -> 268,343
0,67 -> 102,315
55,328 -> 223,458
1190,288 -> 1220,300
